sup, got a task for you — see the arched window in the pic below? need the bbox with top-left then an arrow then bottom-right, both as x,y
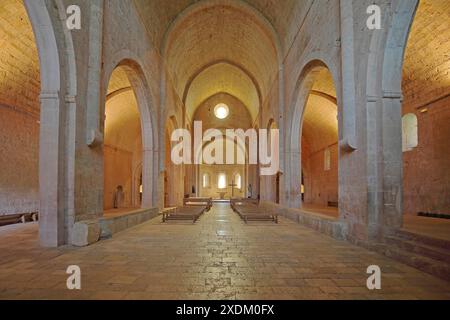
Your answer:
218,173 -> 227,189
402,113 -> 418,152
202,173 -> 210,188
234,173 -> 242,190
324,148 -> 331,171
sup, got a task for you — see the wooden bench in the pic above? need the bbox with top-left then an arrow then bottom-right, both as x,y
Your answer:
230,198 -> 259,213
183,197 -> 213,211
231,203 -> 278,224
162,206 -> 207,223
0,212 -> 38,227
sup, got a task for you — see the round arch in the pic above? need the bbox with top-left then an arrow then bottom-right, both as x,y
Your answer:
102,56 -> 158,208
285,59 -> 340,211
161,0 -> 282,64
195,136 -> 249,199
365,0 -> 419,232
24,0 -> 77,247
182,60 -> 263,120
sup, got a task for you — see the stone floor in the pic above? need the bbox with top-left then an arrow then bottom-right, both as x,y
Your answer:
0,203 -> 449,300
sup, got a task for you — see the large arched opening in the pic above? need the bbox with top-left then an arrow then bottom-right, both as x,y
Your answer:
0,0 -> 76,247
103,60 -> 156,214
367,0 -> 449,239
192,93 -> 252,200
400,0 -> 450,239
0,0 -> 41,227
300,67 -> 339,217
104,66 -> 142,212
288,61 -> 340,219
161,1 -> 280,204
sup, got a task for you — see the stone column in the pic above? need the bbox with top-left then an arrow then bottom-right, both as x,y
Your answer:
381,93 -> 403,230
339,0 -> 357,151
39,91 -> 65,247
141,149 -> 154,208
288,149 -> 302,208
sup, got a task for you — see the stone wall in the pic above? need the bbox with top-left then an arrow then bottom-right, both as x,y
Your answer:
199,165 -> 246,199
103,145 -> 133,209
401,0 -> 450,216
303,143 -> 339,207
0,0 -> 40,216
0,105 -> 39,215
403,97 -> 450,215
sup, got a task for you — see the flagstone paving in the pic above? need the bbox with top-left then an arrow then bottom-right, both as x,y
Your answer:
0,203 -> 449,300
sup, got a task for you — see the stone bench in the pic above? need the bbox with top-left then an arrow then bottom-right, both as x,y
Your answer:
72,207 -> 159,247
260,201 -> 348,240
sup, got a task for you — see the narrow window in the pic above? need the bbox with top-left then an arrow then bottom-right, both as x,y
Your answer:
235,173 -> 242,189
324,148 -> 331,171
202,173 -> 210,188
402,113 -> 418,152
218,173 -> 227,189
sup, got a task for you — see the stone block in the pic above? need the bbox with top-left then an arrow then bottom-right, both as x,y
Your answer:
72,220 -> 101,247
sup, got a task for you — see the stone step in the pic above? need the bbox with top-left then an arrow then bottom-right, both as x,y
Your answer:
377,243 -> 450,282
384,235 -> 450,264
395,229 -> 450,251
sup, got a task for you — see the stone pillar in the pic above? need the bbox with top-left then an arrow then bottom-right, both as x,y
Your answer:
141,149 -> 154,208
339,0 -> 357,151
39,92 -> 65,247
65,94 -> 77,244
288,149 -> 302,208
382,93 -> 403,230
85,0 -> 104,146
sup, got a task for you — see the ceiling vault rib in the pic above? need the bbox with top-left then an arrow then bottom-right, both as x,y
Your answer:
106,86 -> 133,102
309,90 -> 338,105
182,59 -> 263,107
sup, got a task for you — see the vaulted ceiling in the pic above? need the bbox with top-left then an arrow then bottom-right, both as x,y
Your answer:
402,0 -> 450,108
133,0 -> 312,55
133,0 -> 313,124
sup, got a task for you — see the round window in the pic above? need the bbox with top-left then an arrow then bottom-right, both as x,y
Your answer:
214,103 -> 229,119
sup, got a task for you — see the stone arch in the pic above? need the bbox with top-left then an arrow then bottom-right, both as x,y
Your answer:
24,0 -> 77,247
103,56 -> 158,208
195,136 -> 249,199
286,59 -> 340,210
365,0 -> 419,232
161,0 -> 281,129
194,135 -> 250,166
161,0 -> 282,64
182,60 -> 263,118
